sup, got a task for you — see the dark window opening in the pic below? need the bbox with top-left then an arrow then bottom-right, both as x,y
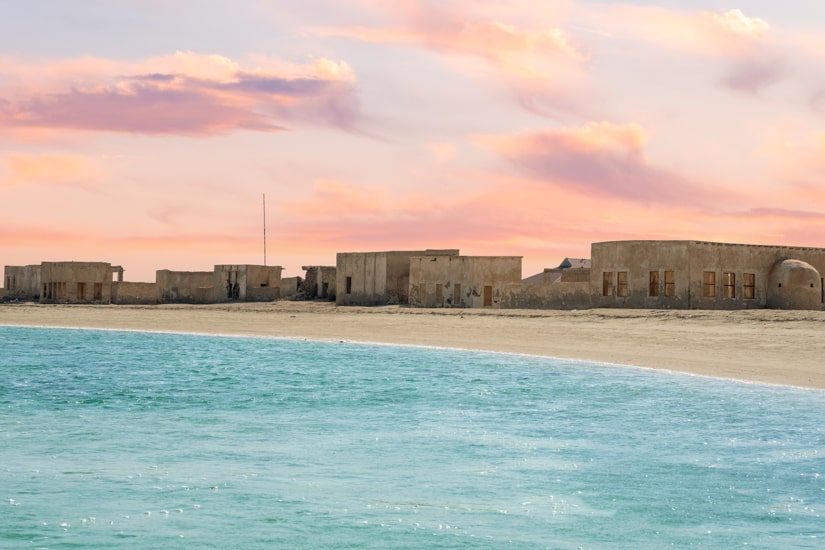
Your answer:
649,271 -> 659,297
345,276 -> 352,294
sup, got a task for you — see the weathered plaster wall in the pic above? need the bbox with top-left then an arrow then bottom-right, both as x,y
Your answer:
4,265 -> 41,301
337,251 -> 412,305
213,265 -> 283,302
247,286 -> 281,302
591,241 -> 692,309
500,281 -> 591,309
156,270 -> 213,303
279,276 -> 301,298
592,240 -> 825,310
111,282 -> 158,304
40,262 -> 113,304
301,266 -> 336,300
766,260 -> 822,310
409,256 -> 522,308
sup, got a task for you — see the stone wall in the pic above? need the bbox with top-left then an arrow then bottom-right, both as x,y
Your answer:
500,281 -> 591,310
40,262 -> 113,304
3,265 -> 41,301
156,270 -> 214,303
409,256 -> 522,308
112,282 -> 158,305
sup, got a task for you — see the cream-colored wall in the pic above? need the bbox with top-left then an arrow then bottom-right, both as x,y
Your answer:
156,270 -> 213,303
500,281 -> 591,309
409,256 -> 522,308
591,240 -> 825,310
40,262 -> 112,304
4,265 -> 41,301
336,251 -> 424,305
112,282 -> 158,304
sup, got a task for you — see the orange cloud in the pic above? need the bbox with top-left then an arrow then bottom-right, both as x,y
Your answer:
0,153 -> 101,188
0,52 -> 362,137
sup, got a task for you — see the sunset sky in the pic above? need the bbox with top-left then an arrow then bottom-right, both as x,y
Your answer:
2,1 -> 824,282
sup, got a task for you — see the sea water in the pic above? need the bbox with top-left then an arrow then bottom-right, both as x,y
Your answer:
1,326 -> 824,549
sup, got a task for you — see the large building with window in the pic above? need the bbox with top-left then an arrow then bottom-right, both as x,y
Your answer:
591,240 -> 825,310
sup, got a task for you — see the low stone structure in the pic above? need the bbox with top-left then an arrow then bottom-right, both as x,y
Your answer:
40,262 -> 113,304
3,265 -> 41,301
156,269 -> 214,303
592,240 -> 825,311
214,265 -> 282,302
409,255 -> 522,308
301,266 -> 336,300
111,281 -> 159,305
336,249 -> 458,306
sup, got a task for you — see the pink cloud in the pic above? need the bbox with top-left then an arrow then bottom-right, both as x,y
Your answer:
0,53 -> 363,136
475,122 -> 726,207
310,3 -> 589,118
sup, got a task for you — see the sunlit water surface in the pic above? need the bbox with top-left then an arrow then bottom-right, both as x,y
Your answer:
1,326 -> 824,548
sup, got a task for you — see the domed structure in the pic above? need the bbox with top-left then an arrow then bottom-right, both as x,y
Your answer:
766,259 -> 822,310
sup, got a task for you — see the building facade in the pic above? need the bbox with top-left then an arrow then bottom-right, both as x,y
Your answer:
336,250 -> 459,306
591,240 -> 825,310
40,262 -> 113,304
409,255 -> 522,308
4,265 -> 41,301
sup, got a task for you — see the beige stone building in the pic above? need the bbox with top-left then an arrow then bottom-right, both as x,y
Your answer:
301,266 -> 337,300
409,255 -> 522,308
4,265 -> 41,301
591,240 -> 825,311
214,265 -> 282,302
40,262 -> 114,304
336,250 -> 458,306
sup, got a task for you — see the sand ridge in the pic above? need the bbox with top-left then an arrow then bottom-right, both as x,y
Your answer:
2,302 -> 824,389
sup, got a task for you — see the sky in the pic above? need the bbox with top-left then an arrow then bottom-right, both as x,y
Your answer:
2,1 -> 824,282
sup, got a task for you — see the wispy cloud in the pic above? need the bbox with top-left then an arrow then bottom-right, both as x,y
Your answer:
0,153 -> 101,188
0,52 -> 363,137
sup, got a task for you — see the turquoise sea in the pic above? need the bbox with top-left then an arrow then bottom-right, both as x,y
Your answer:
1,326 -> 824,549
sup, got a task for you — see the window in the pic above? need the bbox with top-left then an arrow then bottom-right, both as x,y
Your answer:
453,283 -> 461,306
743,273 -> 755,300
723,272 -> 735,299
345,276 -> 352,294
435,284 -> 443,305
77,282 -> 87,300
702,271 -> 716,298
602,272 -> 613,297
649,271 -> 660,297
664,270 -> 675,297
483,285 -> 493,307
93,283 -> 103,301
617,271 -> 629,297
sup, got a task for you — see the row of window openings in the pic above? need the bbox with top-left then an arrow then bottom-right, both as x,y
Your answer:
42,282 -> 104,300
602,271 -> 756,300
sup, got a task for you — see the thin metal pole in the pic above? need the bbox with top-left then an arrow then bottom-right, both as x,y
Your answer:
263,193 -> 267,266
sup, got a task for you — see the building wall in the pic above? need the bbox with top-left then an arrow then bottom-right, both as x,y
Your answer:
500,281 -> 592,310
4,265 -> 41,301
279,276 -> 301,299
112,282 -> 158,304
156,270 -> 214,303
591,240 -> 825,310
213,265 -> 282,302
409,256 -> 522,308
301,266 -> 336,300
40,262 -> 113,304
336,250 -> 460,306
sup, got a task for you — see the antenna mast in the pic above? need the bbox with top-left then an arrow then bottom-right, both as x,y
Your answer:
263,193 -> 267,266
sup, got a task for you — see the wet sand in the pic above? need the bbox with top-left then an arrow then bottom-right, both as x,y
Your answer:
2,301 -> 824,389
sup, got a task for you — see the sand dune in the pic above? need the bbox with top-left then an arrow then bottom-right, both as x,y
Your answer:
2,301 -> 824,389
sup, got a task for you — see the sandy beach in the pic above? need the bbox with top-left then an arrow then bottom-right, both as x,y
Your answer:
2,301 -> 824,389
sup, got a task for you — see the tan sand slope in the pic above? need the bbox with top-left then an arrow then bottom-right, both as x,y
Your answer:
2,302 -> 824,389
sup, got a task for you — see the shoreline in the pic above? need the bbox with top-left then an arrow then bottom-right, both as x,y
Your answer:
2,302 -> 824,389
